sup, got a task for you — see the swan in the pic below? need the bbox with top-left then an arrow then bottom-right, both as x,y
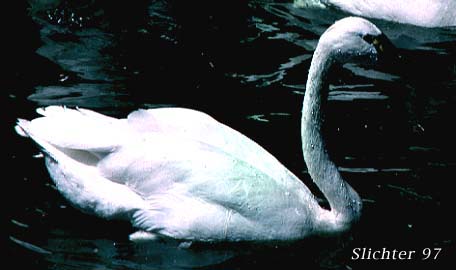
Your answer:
15,17 -> 391,242
294,0 -> 456,27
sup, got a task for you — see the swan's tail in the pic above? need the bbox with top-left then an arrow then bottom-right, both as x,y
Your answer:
15,117 -> 60,163
15,106 -> 128,155
15,118 -> 32,138
15,106 -> 147,220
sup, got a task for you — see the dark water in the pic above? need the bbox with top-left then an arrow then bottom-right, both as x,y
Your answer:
6,1 -> 456,269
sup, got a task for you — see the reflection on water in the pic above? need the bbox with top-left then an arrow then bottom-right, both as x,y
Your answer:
29,83 -> 131,108
42,237 -> 236,269
7,0 -> 455,269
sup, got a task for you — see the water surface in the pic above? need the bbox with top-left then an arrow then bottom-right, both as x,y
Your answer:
6,1 -> 456,269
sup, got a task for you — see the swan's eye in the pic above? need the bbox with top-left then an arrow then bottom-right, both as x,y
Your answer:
362,34 -> 373,44
362,34 -> 383,52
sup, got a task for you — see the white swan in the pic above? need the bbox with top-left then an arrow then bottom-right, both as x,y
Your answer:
15,17 -> 391,242
295,0 -> 456,27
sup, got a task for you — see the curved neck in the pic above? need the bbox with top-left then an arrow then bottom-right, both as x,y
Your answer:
301,45 -> 362,233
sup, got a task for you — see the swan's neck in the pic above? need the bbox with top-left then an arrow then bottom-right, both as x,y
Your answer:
301,45 -> 362,233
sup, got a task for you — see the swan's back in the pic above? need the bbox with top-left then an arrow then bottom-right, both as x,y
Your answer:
18,106 -> 298,185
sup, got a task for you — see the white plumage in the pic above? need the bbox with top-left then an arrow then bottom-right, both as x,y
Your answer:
295,0 -> 456,27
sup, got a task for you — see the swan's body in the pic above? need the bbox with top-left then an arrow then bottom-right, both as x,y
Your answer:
295,0 -> 456,27
15,17 -> 389,242
17,107 -> 326,241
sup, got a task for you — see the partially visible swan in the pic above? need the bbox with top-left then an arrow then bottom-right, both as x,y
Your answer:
295,0 -> 456,27
15,17 -> 392,242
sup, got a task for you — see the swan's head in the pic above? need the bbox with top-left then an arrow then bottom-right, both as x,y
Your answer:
318,17 -> 394,66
